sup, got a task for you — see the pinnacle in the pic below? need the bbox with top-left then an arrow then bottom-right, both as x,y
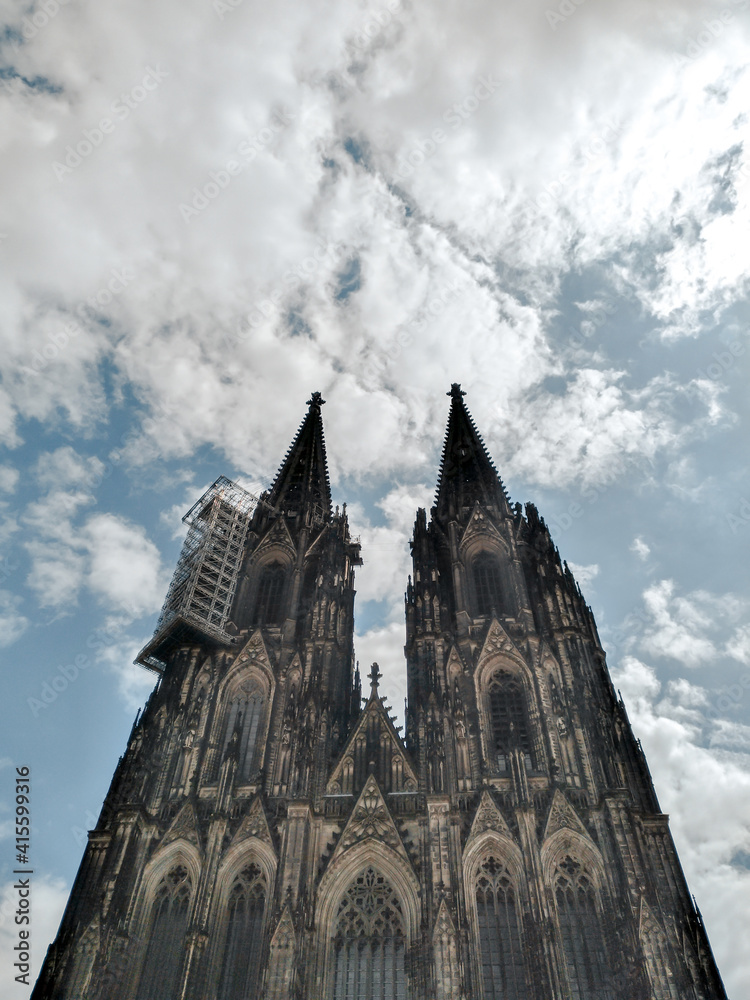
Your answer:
268,391 -> 332,520
434,384 -> 511,518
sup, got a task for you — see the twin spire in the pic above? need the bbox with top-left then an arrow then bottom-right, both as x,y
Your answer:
434,383 -> 511,518
268,391 -> 332,520
270,384 -> 508,521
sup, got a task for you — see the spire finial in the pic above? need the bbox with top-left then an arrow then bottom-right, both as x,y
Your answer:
369,662 -> 382,691
307,391 -> 325,410
448,383 -> 466,399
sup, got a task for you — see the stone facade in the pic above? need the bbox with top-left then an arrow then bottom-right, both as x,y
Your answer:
33,386 -> 727,999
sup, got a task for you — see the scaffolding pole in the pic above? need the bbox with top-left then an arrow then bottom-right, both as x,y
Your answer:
136,476 -> 259,671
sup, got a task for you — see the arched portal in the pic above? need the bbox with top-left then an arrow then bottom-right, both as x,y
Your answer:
330,866 -> 409,1000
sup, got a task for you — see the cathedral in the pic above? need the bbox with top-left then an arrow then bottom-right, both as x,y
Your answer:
34,385 -> 728,999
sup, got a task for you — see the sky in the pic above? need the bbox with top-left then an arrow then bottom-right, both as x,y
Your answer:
0,0 -> 749,994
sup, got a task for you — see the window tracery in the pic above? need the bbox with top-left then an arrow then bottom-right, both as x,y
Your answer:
136,865 -> 192,1000
331,867 -> 408,1000
472,552 -> 504,618
255,561 -> 286,625
488,672 -> 534,772
553,856 -> 612,999
218,863 -> 266,1000
221,680 -> 266,781
474,856 -> 526,1000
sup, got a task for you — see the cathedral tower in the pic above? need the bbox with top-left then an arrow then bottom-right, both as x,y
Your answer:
34,387 -> 727,1000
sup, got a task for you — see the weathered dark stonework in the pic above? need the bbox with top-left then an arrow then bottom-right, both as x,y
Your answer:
34,386 -> 727,1000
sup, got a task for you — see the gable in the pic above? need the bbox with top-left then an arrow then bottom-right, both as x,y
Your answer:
255,516 -> 297,559
326,695 -> 418,797
479,618 -> 524,664
162,800 -> 201,851
465,789 -> 515,848
459,502 -> 505,549
543,788 -> 590,842
230,795 -> 275,851
332,775 -> 410,864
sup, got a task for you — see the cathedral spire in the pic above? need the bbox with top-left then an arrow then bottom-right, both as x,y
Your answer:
268,391 -> 332,521
434,383 -> 511,518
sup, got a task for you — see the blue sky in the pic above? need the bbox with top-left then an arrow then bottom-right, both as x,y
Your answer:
1,0 -> 750,994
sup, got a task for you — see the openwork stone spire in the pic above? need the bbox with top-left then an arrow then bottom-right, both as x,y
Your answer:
268,391 -> 332,520
434,383 -> 511,519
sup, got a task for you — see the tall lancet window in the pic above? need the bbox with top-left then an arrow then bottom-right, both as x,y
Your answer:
488,672 -> 535,772
331,867 -> 408,1000
221,680 -> 266,781
136,865 -> 192,1000
554,857 -> 612,1000
256,562 -> 286,625
218,863 -> 266,1000
473,552 -> 505,617
475,857 -> 526,1000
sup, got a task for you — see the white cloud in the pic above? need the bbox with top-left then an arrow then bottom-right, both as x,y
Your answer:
23,490 -> 167,620
0,0 -> 743,489
24,540 -> 87,609
0,466 -> 19,493
726,625 -> 750,665
636,579 -> 747,668
0,875 -> 68,998
96,635 -> 158,712
355,620 -> 409,717
499,370 -> 690,489
568,561 -> 599,588
34,447 -> 105,491
631,536 -> 650,560
0,590 -> 29,647
611,656 -> 750,997
350,483 -> 433,610
83,513 -> 167,618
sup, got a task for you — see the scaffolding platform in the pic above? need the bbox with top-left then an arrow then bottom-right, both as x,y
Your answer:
135,476 -> 258,672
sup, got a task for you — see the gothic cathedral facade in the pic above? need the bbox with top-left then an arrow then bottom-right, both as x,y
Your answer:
34,386 -> 727,1000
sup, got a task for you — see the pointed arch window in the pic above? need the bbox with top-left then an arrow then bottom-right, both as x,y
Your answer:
488,672 -> 535,772
136,865 -> 192,1000
331,867 -> 408,1000
66,925 -> 98,998
256,562 -> 286,625
473,552 -> 505,618
218,863 -> 266,999
554,857 -> 612,1000
221,681 -> 266,781
475,856 -> 526,1000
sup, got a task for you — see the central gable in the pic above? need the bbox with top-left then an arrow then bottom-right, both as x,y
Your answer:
326,689 -> 418,798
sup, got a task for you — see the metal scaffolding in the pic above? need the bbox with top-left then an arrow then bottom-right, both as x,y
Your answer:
136,476 -> 258,672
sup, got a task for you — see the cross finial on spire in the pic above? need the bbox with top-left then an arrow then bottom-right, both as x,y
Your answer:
307,391 -> 325,410
369,662 -> 382,691
448,383 -> 466,399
